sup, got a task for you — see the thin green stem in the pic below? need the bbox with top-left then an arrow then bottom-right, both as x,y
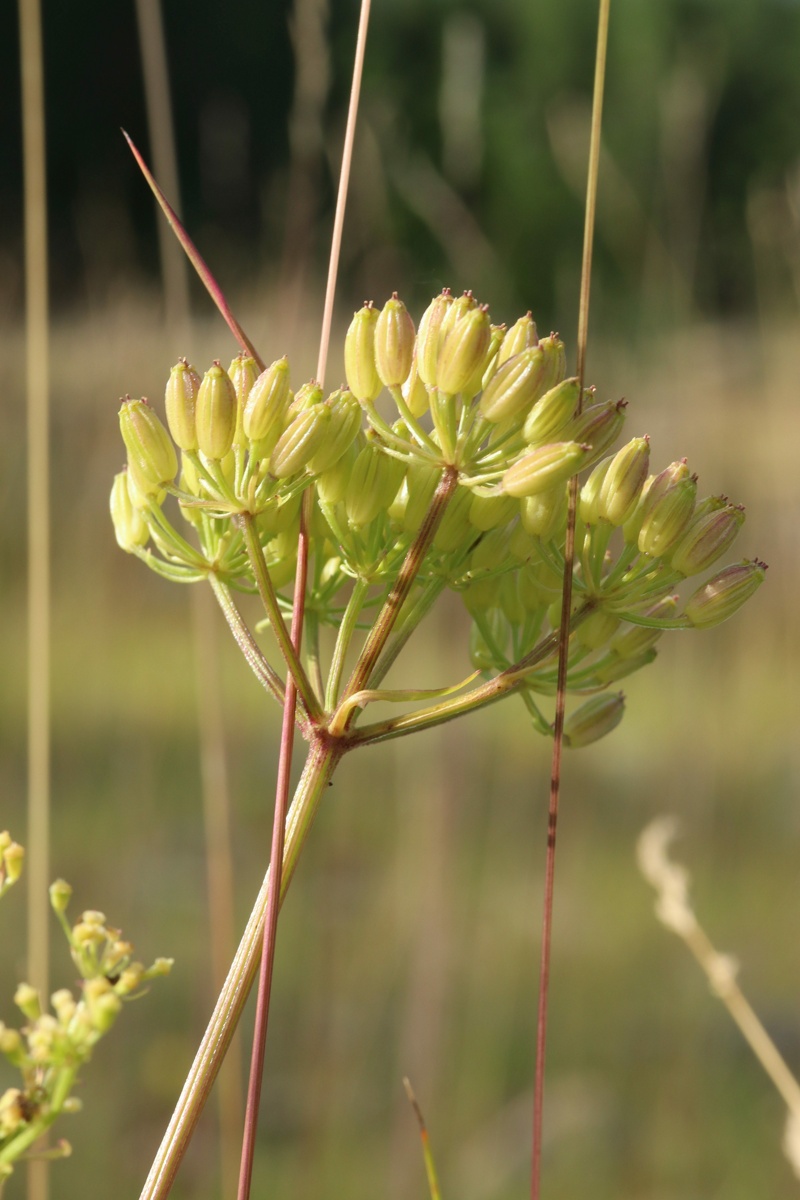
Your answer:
207,576 -> 288,713
138,735 -> 343,1200
325,578 -> 369,711
240,514 -> 321,722
347,603 -> 596,747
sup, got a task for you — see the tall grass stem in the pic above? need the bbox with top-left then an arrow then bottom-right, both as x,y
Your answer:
19,0 -> 50,1195
531,3 -> 611,1197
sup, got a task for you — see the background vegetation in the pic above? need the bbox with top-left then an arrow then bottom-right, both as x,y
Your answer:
1,0 -> 799,1197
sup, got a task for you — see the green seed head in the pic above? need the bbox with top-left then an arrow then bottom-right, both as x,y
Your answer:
611,595 -> 678,658
576,609 -> 621,650
536,333 -> 566,395
344,303 -> 382,402
196,362 -> 237,460
683,559 -> 766,628
374,293 -> 415,387
119,397 -> 178,493
164,358 -> 201,451
316,436 -> 362,505
345,442 -> 405,529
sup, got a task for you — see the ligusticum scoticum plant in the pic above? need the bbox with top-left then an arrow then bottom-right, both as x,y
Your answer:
110,288 -> 765,1188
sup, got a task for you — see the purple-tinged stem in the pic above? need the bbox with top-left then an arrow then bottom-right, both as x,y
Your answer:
123,130 -> 265,370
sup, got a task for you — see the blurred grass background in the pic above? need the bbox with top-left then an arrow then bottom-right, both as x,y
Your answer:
2,0 -> 800,1197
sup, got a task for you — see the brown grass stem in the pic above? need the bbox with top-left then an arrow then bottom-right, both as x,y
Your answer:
315,0 -> 372,386
531,4 -> 610,1197
19,0 -> 50,1195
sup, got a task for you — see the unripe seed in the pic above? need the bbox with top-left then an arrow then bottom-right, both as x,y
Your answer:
638,475 -> 697,558
523,377 -> 581,444
307,389 -> 362,475
375,294 -> 415,387
244,357 -> 291,450
566,398 -> 627,461
270,403 -> 331,477
401,354 -> 430,418
502,441 -> 588,498
164,358 -> 201,451
669,503 -> 746,576
119,397 -> 178,493
345,443 -> 405,529
228,354 -> 260,447
520,483 -> 567,540
436,306 -> 491,395
536,333 -> 566,395
110,471 -> 149,552
684,559 -> 767,628
611,595 -> 678,658
344,304 -> 381,402
497,312 -> 538,367
316,437 -> 361,505
416,290 -> 453,387
479,347 -> 545,423
596,436 -> 650,525
468,490 -> 518,532
576,609 -> 621,650
196,362 -> 237,460
564,693 -> 625,748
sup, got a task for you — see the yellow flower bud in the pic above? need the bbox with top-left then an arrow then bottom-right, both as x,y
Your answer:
14,983 -> 40,1022
49,878 -> 72,914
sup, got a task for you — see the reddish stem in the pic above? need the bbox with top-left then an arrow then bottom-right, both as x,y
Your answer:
236,506 -> 311,1200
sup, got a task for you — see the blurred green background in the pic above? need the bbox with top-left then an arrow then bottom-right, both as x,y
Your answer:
2,0 -> 800,1197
